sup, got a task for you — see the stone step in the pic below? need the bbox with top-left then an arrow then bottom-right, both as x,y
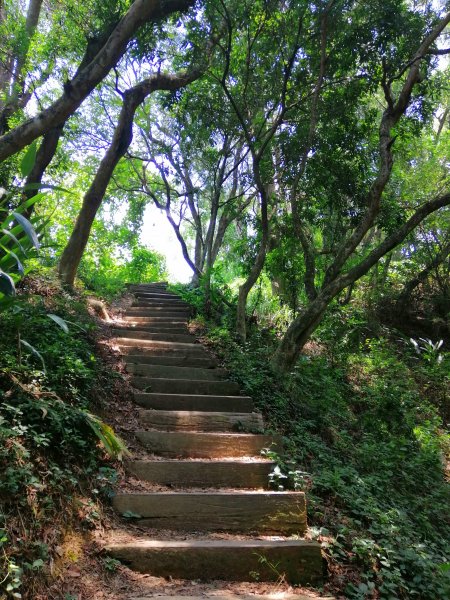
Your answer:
131,292 -> 185,299
138,409 -> 264,432
119,325 -> 189,334
127,282 -> 168,288
122,316 -> 188,324
116,339 -> 205,351
113,329 -> 195,343
125,459 -> 275,488
135,431 -> 281,458
119,346 -> 211,359
112,491 -> 306,534
134,393 -> 254,412
130,301 -> 189,307
127,302 -> 191,316
125,309 -> 191,318
126,355 -> 218,368
131,302 -> 191,310
131,377 -> 240,396
105,539 -> 323,584
126,363 -> 226,381
128,595 -> 333,600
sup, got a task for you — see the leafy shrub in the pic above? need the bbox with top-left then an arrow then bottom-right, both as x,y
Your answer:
0,280 -> 122,597
193,303 -> 450,599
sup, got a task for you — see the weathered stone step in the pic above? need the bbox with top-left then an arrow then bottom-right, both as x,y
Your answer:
113,329 -> 195,343
116,339 -> 204,351
130,301 -> 189,308
112,491 -> 306,534
125,309 -> 191,318
138,409 -> 263,432
135,431 -> 281,458
126,363 -> 226,381
119,325 -> 189,334
119,345 -> 211,359
134,393 -> 254,412
126,355 -> 217,368
126,459 -> 275,488
128,595 -> 333,600
131,302 -> 190,310
105,539 -> 322,584
133,290 -> 183,302
131,377 -> 240,396
127,302 -> 191,316
122,316 -> 188,324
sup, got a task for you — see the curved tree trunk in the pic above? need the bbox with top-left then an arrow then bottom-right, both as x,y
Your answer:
271,193 -> 450,371
58,70 -> 202,286
0,0 -> 194,162
396,242 -> 450,311
236,169 -> 270,341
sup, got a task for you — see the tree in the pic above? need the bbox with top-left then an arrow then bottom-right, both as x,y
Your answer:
271,7 -> 450,370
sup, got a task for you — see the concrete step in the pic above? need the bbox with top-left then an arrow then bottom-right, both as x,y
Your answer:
122,315 -> 188,323
135,431 -> 282,458
112,491 -> 306,534
126,363 -> 226,381
138,409 -> 264,432
112,329 -> 195,344
134,393 -> 254,412
127,302 -> 191,316
125,355 -> 218,368
130,301 -> 189,308
125,309 -> 191,318
118,325 -> 189,334
133,290 -> 183,302
131,302 -> 191,310
119,346 -> 211,359
125,459 -> 275,488
105,538 -> 323,584
128,595 -> 333,600
131,377 -> 240,396
116,339 -> 205,351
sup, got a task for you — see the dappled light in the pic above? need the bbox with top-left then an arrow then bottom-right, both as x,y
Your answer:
1,0 -> 449,598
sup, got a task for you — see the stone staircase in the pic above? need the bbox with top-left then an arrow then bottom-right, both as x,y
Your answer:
105,282 -> 323,586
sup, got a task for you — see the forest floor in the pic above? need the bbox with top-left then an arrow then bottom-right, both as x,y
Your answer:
49,293 -> 334,600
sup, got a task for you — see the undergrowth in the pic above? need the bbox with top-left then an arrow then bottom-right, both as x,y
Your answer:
175,284 -> 450,600
0,275 -> 121,599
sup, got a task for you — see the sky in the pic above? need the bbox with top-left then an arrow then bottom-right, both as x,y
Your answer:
139,203 -> 193,283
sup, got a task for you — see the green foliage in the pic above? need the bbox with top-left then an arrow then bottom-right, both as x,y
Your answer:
0,278 -> 124,597
0,191 -> 41,303
199,310 -> 449,599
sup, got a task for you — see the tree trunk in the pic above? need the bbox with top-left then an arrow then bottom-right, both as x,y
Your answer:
272,193 -> 450,371
59,69 -> 201,286
22,124 -> 64,216
236,173 -> 270,341
396,242 -> 450,310
0,0 -> 194,162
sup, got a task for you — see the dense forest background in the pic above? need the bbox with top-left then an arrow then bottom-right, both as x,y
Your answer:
0,0 -> 449,598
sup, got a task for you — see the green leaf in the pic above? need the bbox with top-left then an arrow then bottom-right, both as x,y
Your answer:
1,228 -> 25,253
0,270 -> 16,296
20,338 -> 46,373
122,510 -> 142,519
47,313 -> 69,333
85,413 -> 130,459
12,212 -> 40,250
20,141 -> 37,178
0,244 -> 25,274
22,182 -> 73,195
